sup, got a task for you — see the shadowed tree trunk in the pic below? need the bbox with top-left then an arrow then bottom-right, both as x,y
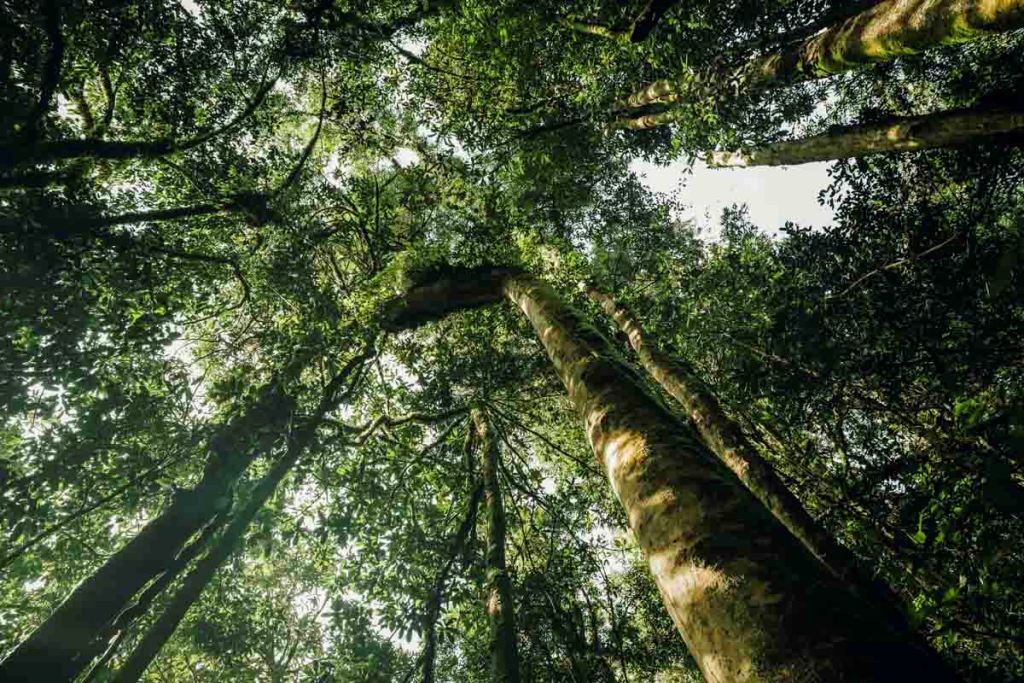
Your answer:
422,482 -> 484,683
80,514 -> 228,683
707,107 -> 1024,166
473,409 -> 521,683
111,353 -> 371,683
0,382 -> 295,683
501,274 -> 952,682
624,0 -> 1024,113
2,268 -> 488,682
585,287 -> 910,620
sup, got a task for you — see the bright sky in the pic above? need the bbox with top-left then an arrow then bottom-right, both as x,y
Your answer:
631,158 -> 836,239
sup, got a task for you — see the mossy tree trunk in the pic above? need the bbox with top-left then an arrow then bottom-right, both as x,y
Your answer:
708,107 -> 1024,166
504,274 -> 952,682
473,409 -> 521,683
624,0 -> 1024,112
586,287 -> 910,617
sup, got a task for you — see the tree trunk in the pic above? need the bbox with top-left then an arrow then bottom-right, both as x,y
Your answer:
81,514 -> 227,683
586,288 -> 911,620
422,483 -> 483,683
708,107 -> 1024,166
624,0 -> 1024,111
111,356 -> 369,683
473,409 -> 521,683
503,274 -> 952,682
0,383 -> 294,683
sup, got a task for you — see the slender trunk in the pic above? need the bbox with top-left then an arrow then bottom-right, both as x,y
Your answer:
561,19 -> 628,41
473,409 -> 521,683
24,0 -> 63,142
81,514 -> 226,683
0,384 -> 294,683
0,168 -> 75,189
111,356 -> 368,683
503,274 -> 951,682
1,203 -> 236,237
111,444 -> 297,683
708,107 -> 1024,166
422,483 -> 483,683
585,289 -> 901,603
624,0 -> 1024,111
79,203 -> 232,229
629,0 -> 679,42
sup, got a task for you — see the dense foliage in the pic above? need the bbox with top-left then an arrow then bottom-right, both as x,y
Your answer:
1,1 -> 1022,681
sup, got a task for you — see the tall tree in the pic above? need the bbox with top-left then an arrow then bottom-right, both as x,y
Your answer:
707,106 -> 1024,166
110,350 -> 370,683
622,0 -> 1024,113
388,268 -> 952,681
0,380 -> 296,682
473,408 -> 521,683
584,285 -> 902,613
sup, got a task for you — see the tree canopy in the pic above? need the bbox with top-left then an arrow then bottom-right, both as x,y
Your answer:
1,1 -> 1023,681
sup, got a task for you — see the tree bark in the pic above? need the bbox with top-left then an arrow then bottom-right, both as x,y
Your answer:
473,409 -> 521,683
624,0 -> 1024,111
0,383 -> 294,683
708,107 -> 1024,166
503,274 -> 952,682
422,483 -> 484,683
381,265 -> 522,331
585,288 -> 911,618
111,355 -> 369,683
81,514 -> 226,683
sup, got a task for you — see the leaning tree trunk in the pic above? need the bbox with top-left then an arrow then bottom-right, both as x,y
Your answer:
585,290 -> 891,587
0,383 -> 294,683
111,355 -> 369,683
707,107 -> 1024,166
502,274 -> 952,682
473,409 -> 522,683
624,0 -> 1024,112
81,514 -> 227,683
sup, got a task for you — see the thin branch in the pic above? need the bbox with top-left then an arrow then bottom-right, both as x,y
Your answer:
829,232 -> 964,300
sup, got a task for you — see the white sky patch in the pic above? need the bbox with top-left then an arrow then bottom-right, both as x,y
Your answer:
393,147 -> 421,168
180,0 -> 201,17
397,37 -> 428,57
324,151 -> 350,187
632,158 -> 836,239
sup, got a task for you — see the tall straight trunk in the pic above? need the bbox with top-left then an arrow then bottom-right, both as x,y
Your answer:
473,409 -> 521,683
586,288 -> 906,614
624,0 -> 1024,111
422,483 -> 483,683
502,274 -> 951,682
0,384 -> 294,683
112,355 -> 369,683
708,107 -> 1024,166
